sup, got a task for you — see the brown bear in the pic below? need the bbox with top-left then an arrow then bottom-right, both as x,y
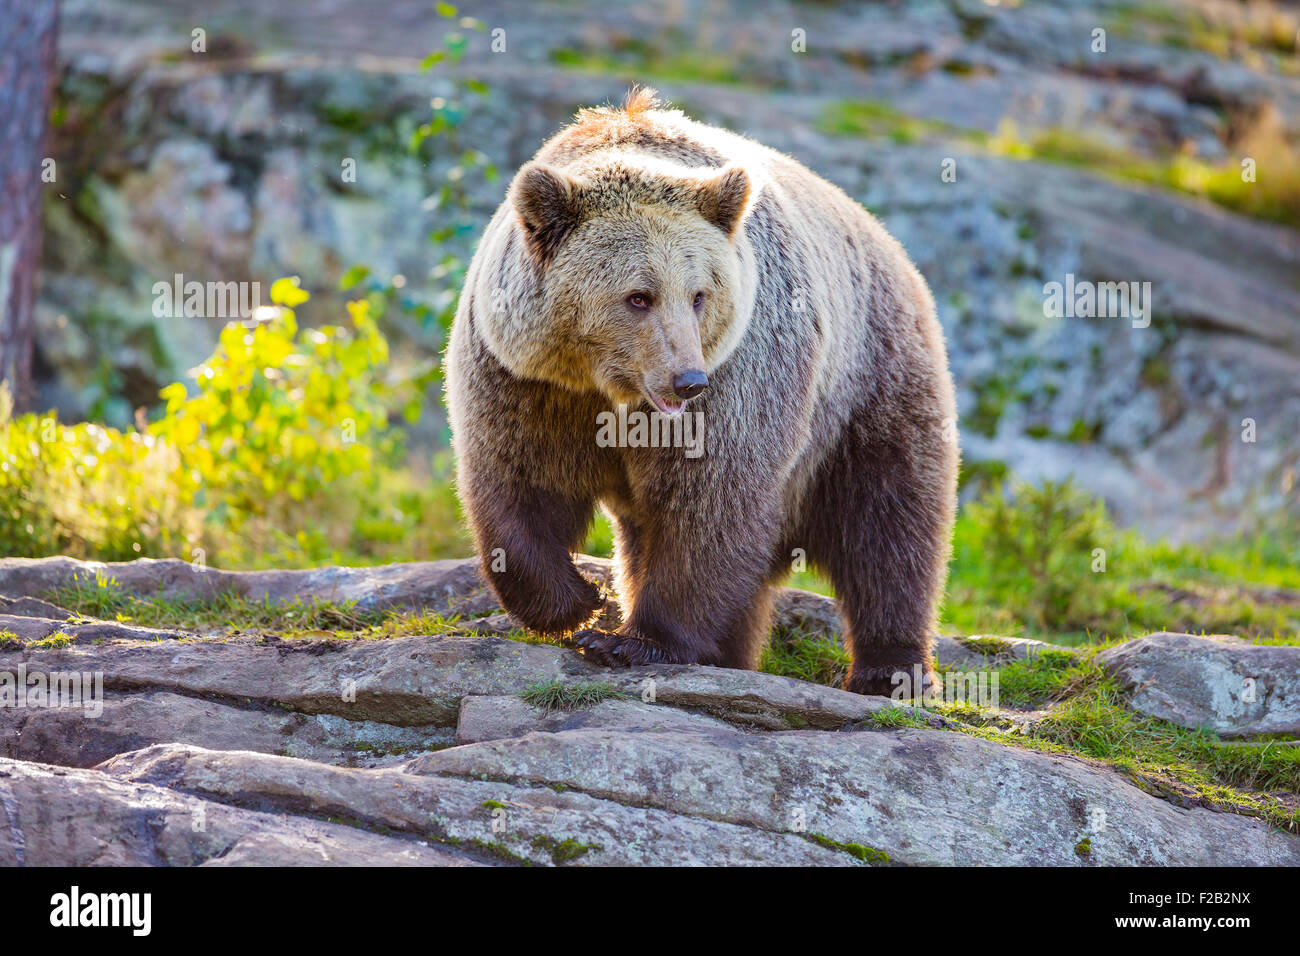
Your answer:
445,88 -> 958,697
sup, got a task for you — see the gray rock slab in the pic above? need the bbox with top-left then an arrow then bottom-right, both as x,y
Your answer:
0,757 -> 481,866
0,690 -> 452,768
408,724 -> 1300,866
456,694 -> 736,744
1099,632 -> 1300,737
101,743 -> 854,866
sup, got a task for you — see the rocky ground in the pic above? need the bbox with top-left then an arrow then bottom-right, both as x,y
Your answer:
40,0 -> 1300,539
1,554 -> 1297,866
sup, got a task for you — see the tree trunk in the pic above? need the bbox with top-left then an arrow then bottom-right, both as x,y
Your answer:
0,0 -> 59,412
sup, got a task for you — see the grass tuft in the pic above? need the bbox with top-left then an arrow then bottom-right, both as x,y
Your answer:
804,833 -> 891,864
520,679 -> 625,715
45,572 -> 487,640
28,632 -> 74,650
531,834 -> 602,864
864,705 -> 931,730
759,627 -> 850,686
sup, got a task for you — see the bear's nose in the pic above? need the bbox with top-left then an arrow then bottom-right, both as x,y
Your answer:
672,369 -> 709,400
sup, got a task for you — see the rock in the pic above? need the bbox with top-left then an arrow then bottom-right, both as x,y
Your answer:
935,634 -> 1078,668
0,631 -> 912,736
0,598 -> 1294,865
0,554 -> 612,617
113,139 -> 253,280
101,743 -> 853,866
457,613 -> 519,636
0,612 -> 181,645
0,757 -> 482,866
456,694 -> 734,744
0,596 -> 73,620
1099,632 -> 1300,737
609,663 -> 939,730
197,829 -> 473,867
771,587 -> 843,636
404,724 -> 1300,866
0,690 -> 452,768
0,632 -> 583,728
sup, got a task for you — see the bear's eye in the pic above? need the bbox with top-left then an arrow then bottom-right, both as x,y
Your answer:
693,291 -> 705,309
627,292 -> 652,310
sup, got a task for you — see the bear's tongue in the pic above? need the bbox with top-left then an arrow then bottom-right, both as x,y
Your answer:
648,392 -> 684,416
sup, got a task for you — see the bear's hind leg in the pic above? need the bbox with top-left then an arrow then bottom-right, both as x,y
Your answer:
799,426 -> 955,699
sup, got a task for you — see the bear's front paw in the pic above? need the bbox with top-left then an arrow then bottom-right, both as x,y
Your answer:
572,628 -> 669,667
498,572 -> 605,635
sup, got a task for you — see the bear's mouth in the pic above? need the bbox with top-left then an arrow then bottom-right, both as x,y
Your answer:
643,389 -> 685,416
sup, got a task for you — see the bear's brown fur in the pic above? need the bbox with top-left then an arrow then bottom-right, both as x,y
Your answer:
446,89 -> 958,696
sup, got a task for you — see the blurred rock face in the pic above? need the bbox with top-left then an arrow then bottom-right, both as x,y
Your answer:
40,0 -> 1300,540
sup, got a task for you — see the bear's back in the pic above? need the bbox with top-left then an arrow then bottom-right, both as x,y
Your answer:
535,88 -> 738,172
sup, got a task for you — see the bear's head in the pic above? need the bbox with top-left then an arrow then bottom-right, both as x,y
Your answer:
495,154 -> 754,415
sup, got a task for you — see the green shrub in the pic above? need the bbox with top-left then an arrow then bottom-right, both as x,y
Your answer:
0,278 -> 469,568
944,476 -> 1300,643
151,278 -> 420,565
4,14 -> 499,572
959,478 -> 1130,634
0,382 -> 196,560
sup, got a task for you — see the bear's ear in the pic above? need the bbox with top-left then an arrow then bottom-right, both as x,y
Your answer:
694,166 -> 751,238
511,163 -> 580,265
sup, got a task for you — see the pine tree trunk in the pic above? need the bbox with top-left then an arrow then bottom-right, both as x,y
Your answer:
0,0 -> 59,412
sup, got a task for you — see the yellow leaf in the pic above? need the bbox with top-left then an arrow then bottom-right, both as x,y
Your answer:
270,276 -> 310,307
175,415 -> 200,446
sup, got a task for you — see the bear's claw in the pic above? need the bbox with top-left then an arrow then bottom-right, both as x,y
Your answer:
571,628 -> 668,667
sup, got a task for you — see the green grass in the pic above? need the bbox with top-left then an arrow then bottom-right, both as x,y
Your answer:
28,632 -> 74,650
818,100 -> 973,145
520,679 -> 626,715
819,96 -> 1300,230
804,832 -> 891,864
952,635 -> 1014,657
942,481 -> 1300,645
1113,0 -> 1299,62
550,41 -> 748,87
988,121 -> 1300,231
863,705 -> 932,730
759,627 -> 849,686
530,834 -> 602,864
46,571 -> 479,640
934,649 -> 1300,832
944,520 -> 1300,645
967,648 -> 1083,709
